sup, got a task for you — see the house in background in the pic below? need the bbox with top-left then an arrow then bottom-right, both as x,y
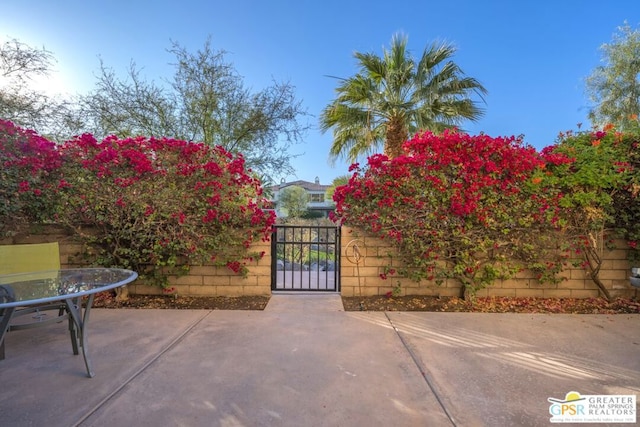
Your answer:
270,177 -> 333,218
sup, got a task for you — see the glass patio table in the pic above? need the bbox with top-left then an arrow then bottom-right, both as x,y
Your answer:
0,268 -> 138,377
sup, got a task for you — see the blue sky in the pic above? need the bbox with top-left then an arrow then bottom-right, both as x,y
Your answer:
2,0 -> 639,185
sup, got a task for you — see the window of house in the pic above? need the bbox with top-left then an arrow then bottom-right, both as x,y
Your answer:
309,193 -> 324,203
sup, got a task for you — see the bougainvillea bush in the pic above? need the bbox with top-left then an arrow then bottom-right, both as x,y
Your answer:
0,120 -> 63,235
0,120 -> 275,287
56,134 -> 275,286
334,125 -> 639,300
542,120 -> 640,277
333,130 -> 568,298
615,121 -> 640,263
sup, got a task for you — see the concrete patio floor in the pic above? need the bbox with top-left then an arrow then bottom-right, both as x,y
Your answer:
0,294 -> 638,426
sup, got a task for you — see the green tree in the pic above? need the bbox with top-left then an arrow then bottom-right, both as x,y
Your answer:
320,33 -> 487,162
79,60 -> 179,139
80,38 -> 309,182
585,22 -> 640,131
278,185 -> 309,218
0,38 -> 80,141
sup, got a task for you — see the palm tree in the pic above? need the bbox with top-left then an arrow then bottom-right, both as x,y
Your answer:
320,34 -> 487,162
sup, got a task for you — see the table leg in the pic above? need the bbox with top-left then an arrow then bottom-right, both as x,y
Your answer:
67,298 -> 80,356
0,285 -> 16,360
64,294 -> 96,378
0,306 -> 16,360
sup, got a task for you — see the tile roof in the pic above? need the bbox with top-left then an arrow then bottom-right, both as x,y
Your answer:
271,180 -> 330,192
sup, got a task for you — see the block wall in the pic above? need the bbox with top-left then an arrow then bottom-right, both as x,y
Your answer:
339,227 -> 640,299
3,225 -> 638,299
1,225 -> 271,297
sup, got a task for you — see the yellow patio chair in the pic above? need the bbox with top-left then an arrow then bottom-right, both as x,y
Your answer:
0,241 -> 61,274
0,242 -> 64,359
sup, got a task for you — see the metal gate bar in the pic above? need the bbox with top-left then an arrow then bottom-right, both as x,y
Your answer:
271,225 -> 340,292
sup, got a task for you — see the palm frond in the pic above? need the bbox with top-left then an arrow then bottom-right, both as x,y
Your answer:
320,33 -> 487,161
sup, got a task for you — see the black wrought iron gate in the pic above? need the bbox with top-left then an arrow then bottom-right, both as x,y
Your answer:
271,225 -> 340,292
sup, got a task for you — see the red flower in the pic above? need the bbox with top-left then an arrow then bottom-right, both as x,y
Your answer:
18,181 -> 30,193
